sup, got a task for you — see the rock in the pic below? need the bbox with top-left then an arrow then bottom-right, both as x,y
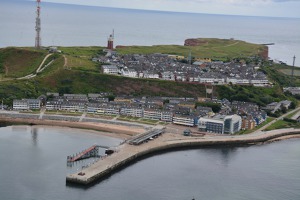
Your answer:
184,38 -> 208,46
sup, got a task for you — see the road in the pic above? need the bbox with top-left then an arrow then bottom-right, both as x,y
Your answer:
255,106 -> 300,133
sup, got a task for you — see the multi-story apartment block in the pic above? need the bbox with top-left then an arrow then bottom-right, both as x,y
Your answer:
198,114 -> 242,134
46,101 -> 62,110
13,99 -> 41,110
173,114 -> 197,126
143,109 -> 162,120
102,65 -> 119,75
120,106 -> 143,118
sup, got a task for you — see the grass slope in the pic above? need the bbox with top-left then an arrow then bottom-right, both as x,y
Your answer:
0,47 -> 47,78
37,68 -> 207,97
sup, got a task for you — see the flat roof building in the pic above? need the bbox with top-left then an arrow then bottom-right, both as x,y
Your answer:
198,114 -> 242,134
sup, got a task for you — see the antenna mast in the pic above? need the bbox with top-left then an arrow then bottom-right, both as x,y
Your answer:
35,0 -> 41,48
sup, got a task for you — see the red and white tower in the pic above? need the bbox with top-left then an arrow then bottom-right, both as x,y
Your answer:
107,30 -> 114,50
35,0 -> 41,48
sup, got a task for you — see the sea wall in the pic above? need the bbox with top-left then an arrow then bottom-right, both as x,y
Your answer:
66,130 -> 300,185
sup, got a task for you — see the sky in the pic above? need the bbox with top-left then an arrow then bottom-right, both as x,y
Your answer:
29,0 -> 300,18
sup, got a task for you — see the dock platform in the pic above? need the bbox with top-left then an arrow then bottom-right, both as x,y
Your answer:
66,128 -> 300,185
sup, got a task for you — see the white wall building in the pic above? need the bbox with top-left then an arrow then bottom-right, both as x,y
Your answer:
102,65 -> 119,75
143,109 -> 162,120
198,114 -> 242,134
173,115 -> 196,126
13,99 -> 41,110
120,106 -> 143,118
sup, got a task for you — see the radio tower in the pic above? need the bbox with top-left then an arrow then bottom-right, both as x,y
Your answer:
35,0 -> 41,49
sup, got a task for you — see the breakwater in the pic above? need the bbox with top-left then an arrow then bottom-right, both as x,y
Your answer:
66,129 -> 300,185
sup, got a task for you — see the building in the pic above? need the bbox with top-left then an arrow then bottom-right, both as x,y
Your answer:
102,65 -> 119,75
121,69 -> 137,78
27,99 -> 41,110
161,111 -> 174,122
46,101 -> 62,110
120,106 -> 143,118
63,94 -> 88,101
107,33 -> 114,50
173,114 -> 197,126
143,109 -> 162,120
60,101 -> 85,112
241,116 -> 256,130
13,99 -> 41,110
161,71 -> 175,81
198,114 -> 242,134
13,100 -> 29,110
97,105 -> 120,115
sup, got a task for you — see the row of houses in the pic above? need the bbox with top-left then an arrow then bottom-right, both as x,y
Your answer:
98,53 -> 270,86
14,95 -> 291,134
102,65 -> 269,86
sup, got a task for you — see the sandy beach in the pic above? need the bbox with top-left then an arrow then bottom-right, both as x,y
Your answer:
0,117 -> 145,139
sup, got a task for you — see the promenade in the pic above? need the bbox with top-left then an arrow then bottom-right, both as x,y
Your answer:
66,127 -> 300,185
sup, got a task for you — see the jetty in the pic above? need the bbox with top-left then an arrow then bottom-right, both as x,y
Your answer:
66,127 -> 300,185
67,145 -> 99,162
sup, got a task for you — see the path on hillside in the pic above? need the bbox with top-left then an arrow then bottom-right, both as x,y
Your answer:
0,53 -> 53,82
36,53 -> 53,73
212,41 -> 240,49
63,55 -> 68,68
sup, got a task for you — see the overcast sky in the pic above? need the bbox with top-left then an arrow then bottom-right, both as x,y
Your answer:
35,0 -> 300,18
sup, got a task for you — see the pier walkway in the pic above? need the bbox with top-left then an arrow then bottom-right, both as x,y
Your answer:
66,128 -> 300,185
67,145 -> 99,162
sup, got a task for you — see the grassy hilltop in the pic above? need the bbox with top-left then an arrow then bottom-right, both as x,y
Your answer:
0,39 -> 298,106
117,38 -> 267,61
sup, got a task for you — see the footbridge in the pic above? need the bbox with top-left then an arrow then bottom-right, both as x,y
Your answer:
67,145 -> 111,163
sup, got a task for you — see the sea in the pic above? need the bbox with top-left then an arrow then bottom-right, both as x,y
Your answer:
0,0 -> 300,66
0,126 -> 299,200
1,1 -> 300,199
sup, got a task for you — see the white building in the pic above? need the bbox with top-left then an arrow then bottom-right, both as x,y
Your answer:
102,65 -> 119,75
120,106 -> 143,118
144,71 -> 159,79
199,77 -> 225,85
60,101 -> 85,112
97,105 -> 120,115
143,109 -> 162,120
198,114 -> 242,134
46,101 -> 62,110
161,111 -> 173,122
13,100 -> 29,110
121,69 -> 137,78
173,114 -> 196,126
226,77 -> 250,85
161,71 -> 175,81
250,78 -> 269,87
13,99 -> 41,110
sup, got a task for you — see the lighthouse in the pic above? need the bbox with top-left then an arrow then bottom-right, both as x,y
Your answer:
107,30 -> 114,50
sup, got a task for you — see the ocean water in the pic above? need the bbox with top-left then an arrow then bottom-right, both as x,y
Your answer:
0,0 -> 299,66
0,126 -> 299,200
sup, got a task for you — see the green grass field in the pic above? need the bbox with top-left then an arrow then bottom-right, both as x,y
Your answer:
0,47 -> 47,78
117,38 -> 266,60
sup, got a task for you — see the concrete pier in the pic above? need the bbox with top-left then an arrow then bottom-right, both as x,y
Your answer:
66,128 -> 300,185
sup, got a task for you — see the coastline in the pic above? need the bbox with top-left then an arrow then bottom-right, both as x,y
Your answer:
66,127 -> 300,185
0,117 -> 145,139
1,115 -> 300,186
